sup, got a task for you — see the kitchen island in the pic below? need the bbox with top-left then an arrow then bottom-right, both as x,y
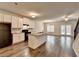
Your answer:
28,33 -> 47,49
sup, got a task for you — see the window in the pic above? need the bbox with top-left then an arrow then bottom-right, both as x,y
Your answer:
61,25 -> 71,35
47,24 -> 54,32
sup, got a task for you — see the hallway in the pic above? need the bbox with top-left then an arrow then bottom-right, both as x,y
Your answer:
0,35 -> 76,57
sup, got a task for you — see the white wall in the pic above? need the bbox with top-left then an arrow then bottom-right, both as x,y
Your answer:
33,20 -> 44,33
45,20 -> 77,36
34,18 -> 78,36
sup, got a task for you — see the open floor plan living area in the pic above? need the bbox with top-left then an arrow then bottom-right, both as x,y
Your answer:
0,2 -> 79,57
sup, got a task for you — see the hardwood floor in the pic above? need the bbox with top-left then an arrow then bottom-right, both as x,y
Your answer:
0,35 -> 76,57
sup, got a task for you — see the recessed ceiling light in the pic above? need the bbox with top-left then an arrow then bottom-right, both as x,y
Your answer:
30,12 -> 40,16
26,11 -> 41,18
32,15 -> 36,18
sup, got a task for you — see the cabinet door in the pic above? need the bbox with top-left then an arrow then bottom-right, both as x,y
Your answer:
3,14 -> 12,23
13,33 -> 24,44
13,34 -> 20,44
0,14 -> 3,23
12,16 -> 19,28
18,17 -> 23,28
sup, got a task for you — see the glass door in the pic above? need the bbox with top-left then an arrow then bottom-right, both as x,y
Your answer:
61,25 -> 71,35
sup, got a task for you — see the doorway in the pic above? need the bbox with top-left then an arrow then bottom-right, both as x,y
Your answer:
0,23 -> 12,48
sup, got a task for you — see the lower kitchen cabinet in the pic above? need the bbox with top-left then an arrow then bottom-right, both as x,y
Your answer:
13,33 -> 24,44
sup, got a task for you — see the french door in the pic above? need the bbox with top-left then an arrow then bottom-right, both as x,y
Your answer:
61,25 -> 71,35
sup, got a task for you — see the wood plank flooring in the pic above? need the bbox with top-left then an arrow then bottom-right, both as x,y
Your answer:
0,35 -> 76,57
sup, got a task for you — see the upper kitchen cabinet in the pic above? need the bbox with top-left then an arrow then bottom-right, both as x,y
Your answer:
12,16 -> 23,29
12,16 -> 19,28
0,14 -> 4,23
18,17 -> 23,28
3,14 -> 12,23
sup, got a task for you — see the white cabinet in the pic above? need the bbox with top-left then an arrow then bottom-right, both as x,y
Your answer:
12,16 -> 23,29
3,14 -> 12,23
13,34 -> 20,44
0,14 -> 3,22
12,16 -> 19,28
0,14 -> 12,23
13,33 -> 24,44
18,17 -> 23,28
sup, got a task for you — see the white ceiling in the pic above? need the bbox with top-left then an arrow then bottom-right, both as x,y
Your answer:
0,2 -> 78,20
